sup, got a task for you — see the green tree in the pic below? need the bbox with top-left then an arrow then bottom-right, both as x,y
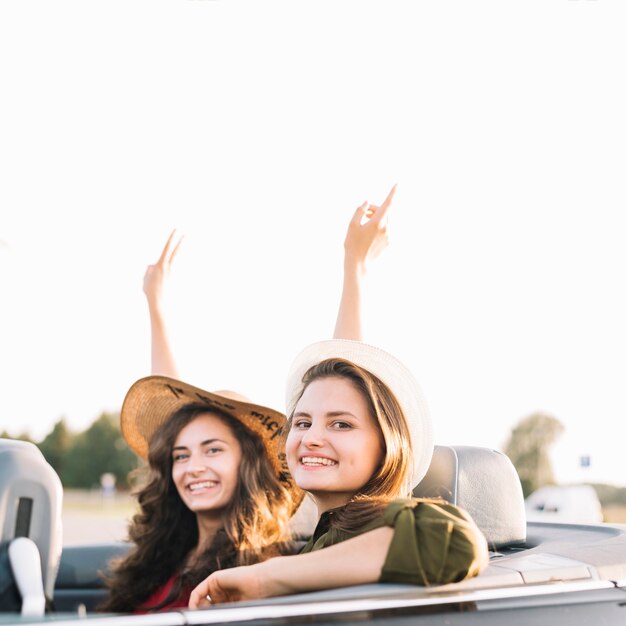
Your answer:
38,419 -> 73,481
0,430 -> 34,443
504,412 -> 564,498
62,412 -> 139,489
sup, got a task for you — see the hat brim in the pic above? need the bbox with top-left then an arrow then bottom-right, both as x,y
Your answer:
121,375 -> 303,512
285,339 -> 433,489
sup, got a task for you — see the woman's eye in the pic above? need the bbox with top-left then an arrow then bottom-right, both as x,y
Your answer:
172,453 -> 189,462
332,421 -> 353,430
294,420 -> 311,429
205,447 -> 223,455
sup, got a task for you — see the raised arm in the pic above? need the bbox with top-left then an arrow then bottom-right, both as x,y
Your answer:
333,185 -> 396,340
143,230 -> 183,377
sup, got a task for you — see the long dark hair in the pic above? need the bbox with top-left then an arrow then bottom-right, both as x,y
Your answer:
99,404 -> 294,612
286,358 -> 412,533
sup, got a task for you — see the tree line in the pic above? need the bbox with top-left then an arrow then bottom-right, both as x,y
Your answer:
1,413 -> 139,490
3,410 -> 625,505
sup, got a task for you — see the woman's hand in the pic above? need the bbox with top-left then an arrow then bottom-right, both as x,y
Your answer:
143,229 -> 183,308
189,563 -> 276,608
343,184 -> 395,274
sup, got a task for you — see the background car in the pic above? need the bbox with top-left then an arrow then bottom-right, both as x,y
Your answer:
525,484 -> 604,524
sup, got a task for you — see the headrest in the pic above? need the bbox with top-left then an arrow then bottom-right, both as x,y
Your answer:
0,439 -> 63,599
413,445 -> 526,549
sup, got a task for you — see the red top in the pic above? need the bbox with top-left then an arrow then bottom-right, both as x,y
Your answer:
135,576 -> 191,613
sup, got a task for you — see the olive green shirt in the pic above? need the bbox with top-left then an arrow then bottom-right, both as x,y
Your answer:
300,498 -> 488,586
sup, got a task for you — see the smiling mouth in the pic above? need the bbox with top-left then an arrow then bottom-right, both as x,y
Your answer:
187,480 -> 218,492
300,456 -> 337,467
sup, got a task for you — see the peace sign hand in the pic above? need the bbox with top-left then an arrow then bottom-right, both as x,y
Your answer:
143,229 -> 184,308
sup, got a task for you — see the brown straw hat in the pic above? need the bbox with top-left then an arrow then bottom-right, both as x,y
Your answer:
121,375 -> 303,511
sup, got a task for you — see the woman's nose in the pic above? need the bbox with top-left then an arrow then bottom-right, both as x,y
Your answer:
301,423 -> 324,447
187,455 -> 207,474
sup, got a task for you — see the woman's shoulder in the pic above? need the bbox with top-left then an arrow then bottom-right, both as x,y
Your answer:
380,497 -> 489,585
382,497 -> 475,525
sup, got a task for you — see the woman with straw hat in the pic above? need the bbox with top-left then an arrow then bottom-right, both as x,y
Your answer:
189,340 -> 489,606
99,378 -> 302,612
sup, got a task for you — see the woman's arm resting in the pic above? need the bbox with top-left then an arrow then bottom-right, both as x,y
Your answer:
189,527 -> 395,607
333,185 -> 395,340
189,500 -> 489,608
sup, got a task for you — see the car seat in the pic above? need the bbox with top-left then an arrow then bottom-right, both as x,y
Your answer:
0,438 -> 63,614
413,445 -> 526,549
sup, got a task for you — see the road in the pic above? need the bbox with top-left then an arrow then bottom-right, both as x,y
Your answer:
61,489 -> 134,546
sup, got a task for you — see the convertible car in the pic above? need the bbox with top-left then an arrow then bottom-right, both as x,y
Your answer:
1,438 -> 626,626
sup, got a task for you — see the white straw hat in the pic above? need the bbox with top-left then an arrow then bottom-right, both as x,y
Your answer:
285,339 -> 433,490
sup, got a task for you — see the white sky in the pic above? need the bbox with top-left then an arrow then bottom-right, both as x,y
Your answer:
1,0 -> 625,486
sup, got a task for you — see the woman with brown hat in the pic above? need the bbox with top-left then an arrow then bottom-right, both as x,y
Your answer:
100,188 -> 396,612
189,340 -> 489,606
99,380 -> 301,612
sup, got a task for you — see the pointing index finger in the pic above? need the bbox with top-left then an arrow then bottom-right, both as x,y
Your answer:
372,184 -> 396,223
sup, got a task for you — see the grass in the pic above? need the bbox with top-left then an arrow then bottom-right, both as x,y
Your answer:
601,505 -> 626,524
63,489 -> 137,518
62,490 -> 626,526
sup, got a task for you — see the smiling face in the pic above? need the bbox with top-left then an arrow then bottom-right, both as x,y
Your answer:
170,412 -> 242,519
286,376 -> 384,513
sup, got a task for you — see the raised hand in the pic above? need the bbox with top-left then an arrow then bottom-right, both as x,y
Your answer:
343,184 -> 395,273
143,229 -> 184,309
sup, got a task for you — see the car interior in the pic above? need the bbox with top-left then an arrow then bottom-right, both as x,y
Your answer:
1,436 -> 625,620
